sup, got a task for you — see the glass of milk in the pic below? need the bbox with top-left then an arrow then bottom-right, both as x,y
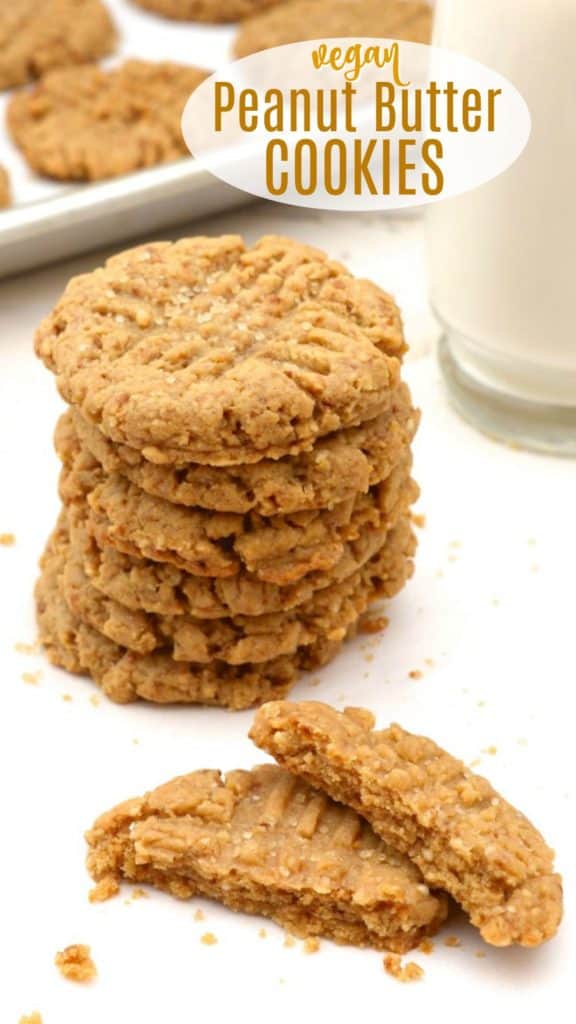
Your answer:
427,0 -> 576,454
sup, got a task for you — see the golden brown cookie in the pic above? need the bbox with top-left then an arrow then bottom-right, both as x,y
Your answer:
74,508 -> 415,619
0,166 -> 11,208
0,0 -> 116,91
36,235 -> 406,462
60,385 -> 418,514
60,509 -> 406,661
7,60 -> 207,181
233,0 -> 430,57
234,0 -> 432,57
36,533 -> 345,707
131,0 -> 287,23
58,424 -> 416,584
251,702 -> 564,949
86,763 -> 448,951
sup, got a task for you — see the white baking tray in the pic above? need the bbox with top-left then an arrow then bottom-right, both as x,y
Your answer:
0,0 -> 250,277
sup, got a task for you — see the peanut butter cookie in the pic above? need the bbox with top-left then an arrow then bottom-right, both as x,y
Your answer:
0,166 -> 11,208
36,235 -> 406,462
60,383 -> 418,514
86,763 -> 448,950
60,512 -> 407,661
0,0 -> 116,91
58,417 -> 416,584
132,0 -> 287,23
36,536 -> 347,707
8,60 -> 207,181
73,509 -> 415,619
234,0 -> 432,58
251,702 -> 564,948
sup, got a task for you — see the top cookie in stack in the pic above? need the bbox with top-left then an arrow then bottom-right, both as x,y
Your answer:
34,235 -> 420,708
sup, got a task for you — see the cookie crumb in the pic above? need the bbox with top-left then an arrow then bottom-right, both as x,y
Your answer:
200,932 -> 217,946
19,1014 -> 42,1024
304,937 -> 321,953
258,927 -> 267,939
14,641 -> 38,655
418,938 -> 434,954
364,653 -> 374,663
283,934 -> 296,949
475,950 -> 487,959
412,513 -> 426,528
22,671 -> 41,685
55,944 -> 97,982
308,676 -> 321,687
443,935 -> 462,948
61,693 -> 73,702
358,615 -> 389,635
132,738 -> 140,745
194,909 -> 205,922
383,954 -> 424,982
89,877 -> 119,903
131,888 -> 148,900
408,669 -> 422,680
424,658 -> 435,668
0,532 -> 15,546
89,694 -> 101,707
483,745 -> 498,756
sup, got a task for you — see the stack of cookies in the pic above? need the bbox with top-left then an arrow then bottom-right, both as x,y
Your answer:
34,234 -> 420,708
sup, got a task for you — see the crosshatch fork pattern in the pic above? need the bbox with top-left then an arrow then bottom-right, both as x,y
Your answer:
36,235 -> 406,461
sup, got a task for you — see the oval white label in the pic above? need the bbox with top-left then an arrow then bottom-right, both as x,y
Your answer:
182,39 -> 531,211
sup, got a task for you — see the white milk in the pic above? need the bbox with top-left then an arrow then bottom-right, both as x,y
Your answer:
427,0 -> 576,407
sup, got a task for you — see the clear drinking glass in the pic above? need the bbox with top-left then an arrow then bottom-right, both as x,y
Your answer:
427,0 -> 576,454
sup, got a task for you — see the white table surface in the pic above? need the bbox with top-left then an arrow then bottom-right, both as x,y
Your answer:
0,199 -> 573,1024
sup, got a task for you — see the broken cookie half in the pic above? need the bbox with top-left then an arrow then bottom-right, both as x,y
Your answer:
250,701 -> 563,948
86,764 -> 448,953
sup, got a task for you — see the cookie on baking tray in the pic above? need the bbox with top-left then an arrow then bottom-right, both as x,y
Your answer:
0,0 -> 116,91
7,60 -> 208,181
131,0 -> 288,23
234,0 -> 433,58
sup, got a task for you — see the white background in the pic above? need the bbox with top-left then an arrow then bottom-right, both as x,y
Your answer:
0,2 -> 573,1022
